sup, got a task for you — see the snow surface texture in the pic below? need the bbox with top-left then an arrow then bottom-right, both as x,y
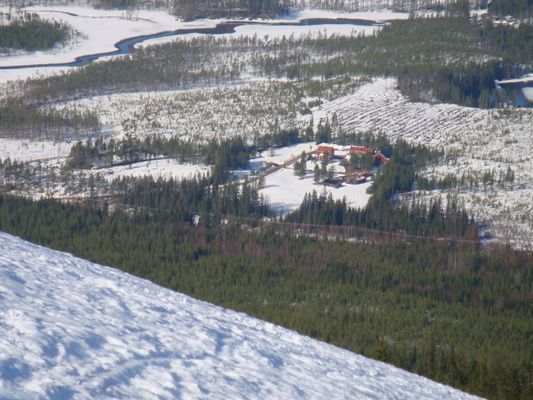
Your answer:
0,231 -> 483,400
305,77 -> 488,147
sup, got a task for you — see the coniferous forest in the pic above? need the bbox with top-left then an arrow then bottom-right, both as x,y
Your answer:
0,140 -> 531,399
0,193 -> 531,400
0,13 -> 75,51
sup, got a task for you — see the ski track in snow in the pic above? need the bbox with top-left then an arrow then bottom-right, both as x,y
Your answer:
0,232 -> 483,400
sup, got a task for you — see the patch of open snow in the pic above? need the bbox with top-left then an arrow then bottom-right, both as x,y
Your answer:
261,166 -> 372,213
253,142 -> 317,165
0,231 -> 482,399
0,138 -> 73,163
135,14 -> 381,48
284,9 -> 410,21
235,23 -> 377,39
99,158 -> 210,181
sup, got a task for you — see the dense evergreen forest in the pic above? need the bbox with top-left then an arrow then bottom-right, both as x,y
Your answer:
0,100 -> 99,140
171,0 -> 290,19
488,0 -> 533,18
0,13 -> 75,51
0,194 -> 530,400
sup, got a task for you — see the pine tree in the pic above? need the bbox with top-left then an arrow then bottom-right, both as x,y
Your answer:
314,164 -> 321,183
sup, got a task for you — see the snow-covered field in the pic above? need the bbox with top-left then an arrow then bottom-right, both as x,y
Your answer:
100,158 -> 210,181
49,77 -> 368,143
0,231 -> 482,399
252,142 -> 317,165
250,143 -> 373,212
225,23 -> 377,40
0,138 -> 73,163
284,8 -> 409,21
261,166 -> 372,212
137,22 -> 379,49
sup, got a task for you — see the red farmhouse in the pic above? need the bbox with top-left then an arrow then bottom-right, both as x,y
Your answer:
317,145 -> 335,160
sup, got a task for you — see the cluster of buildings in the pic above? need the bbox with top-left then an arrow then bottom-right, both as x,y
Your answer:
316,143 -> 390,164
314,143 -> 390,187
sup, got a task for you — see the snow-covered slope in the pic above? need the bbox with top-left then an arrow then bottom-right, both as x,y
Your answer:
0,231 -> 482,399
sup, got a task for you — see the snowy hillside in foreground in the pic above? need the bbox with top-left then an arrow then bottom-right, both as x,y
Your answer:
0,232 -> 482,400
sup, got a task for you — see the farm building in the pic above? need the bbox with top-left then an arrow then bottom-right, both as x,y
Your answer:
348,145 -> 373,155
374,152 -> 390,165
344,171 -> 370,185
316,145 -> 335,160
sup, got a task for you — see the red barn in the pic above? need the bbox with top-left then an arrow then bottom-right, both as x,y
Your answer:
316,145 -> 335,160
349,145 -> 373,155
374,152 -> 390,165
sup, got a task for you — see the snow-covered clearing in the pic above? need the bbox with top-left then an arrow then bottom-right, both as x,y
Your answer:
0,137 -> 73,163
261,166 -> 372,213
284,9 -> 409,21
252,142 -> 317,165
100,158 -> 210,181
0,231 -> 482,399
49,77 -> 369,143
234,23 -> 377,39
137,22 -> 379,49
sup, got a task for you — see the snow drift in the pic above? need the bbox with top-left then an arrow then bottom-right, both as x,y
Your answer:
0,232 -> 482,399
